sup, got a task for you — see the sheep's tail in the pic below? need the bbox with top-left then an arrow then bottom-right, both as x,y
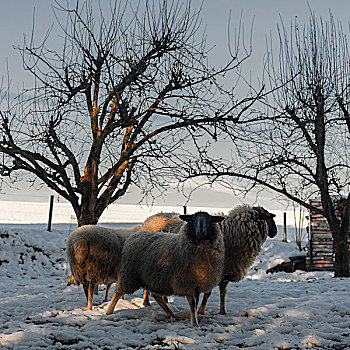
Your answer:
67,274 -> 76,286
73,240 -> 89,263
68,240 -> 89,284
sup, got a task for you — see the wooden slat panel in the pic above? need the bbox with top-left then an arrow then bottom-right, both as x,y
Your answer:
308,197 -> 350,271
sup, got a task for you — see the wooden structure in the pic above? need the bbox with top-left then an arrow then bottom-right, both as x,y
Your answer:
306,197 -> 349,271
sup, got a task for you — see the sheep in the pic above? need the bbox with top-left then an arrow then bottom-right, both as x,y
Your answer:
138,212 -> 183,307
106,211 -> 225,326
142,207 -> 277,316
198,205 -> 277,315
67,225 -> 132,310
140,212 -> 181,232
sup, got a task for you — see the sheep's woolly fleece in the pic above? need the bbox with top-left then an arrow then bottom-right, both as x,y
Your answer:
140,212 -> 181,232
220,205 -> 275,283
1,222 -> 350,349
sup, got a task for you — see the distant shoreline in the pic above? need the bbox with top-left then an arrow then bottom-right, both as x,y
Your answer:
0,200 -> 307,229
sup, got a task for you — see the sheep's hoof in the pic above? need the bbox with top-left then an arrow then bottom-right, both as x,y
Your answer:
198,307 -> 205,315
143,301 -> 151,307
106,309 -> 113,315
174,311 -> 189,320
80,307 -> 91,311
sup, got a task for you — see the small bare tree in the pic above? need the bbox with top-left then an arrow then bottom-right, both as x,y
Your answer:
0,1 -> 261,226
181,13 -> 350,277
293,204 -> 307,252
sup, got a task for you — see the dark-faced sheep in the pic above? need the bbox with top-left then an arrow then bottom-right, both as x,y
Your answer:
198,205 -> 277,315
67,225 -> 131,310
106,211 -> 225,326
143,206 -> 277,315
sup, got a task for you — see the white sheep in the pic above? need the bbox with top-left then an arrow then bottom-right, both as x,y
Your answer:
106,211 -> 225,326
198,205 -> 277,315
66,225 -> 131,310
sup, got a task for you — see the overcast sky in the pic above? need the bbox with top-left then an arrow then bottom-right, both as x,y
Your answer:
1,0 -> 349,209
2,1 -> 349,85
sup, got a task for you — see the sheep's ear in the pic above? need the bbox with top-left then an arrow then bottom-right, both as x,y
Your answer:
257,211 -> 275,220
211,215 -> 225,223
257,211 -> 267,219
179,214 -> 192,222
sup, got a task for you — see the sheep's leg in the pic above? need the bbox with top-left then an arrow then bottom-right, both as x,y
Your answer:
186,293 -> 199,327
106,283 -> 123,315
82,281 -> 89,300
195,291 -> 200,305
143,290 -> 167,307
104,283 -> 112,302
143,289 -> 151,307
219,281 -> 229,315
94,285 -> 99,295
87,282 -> 95,310
152,294 -> 176,318
198,290 -> 211,315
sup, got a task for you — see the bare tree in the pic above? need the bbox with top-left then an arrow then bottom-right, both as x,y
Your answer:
293,204 -> 307,252
182,13 -> 350,277
0,0 -> 261,226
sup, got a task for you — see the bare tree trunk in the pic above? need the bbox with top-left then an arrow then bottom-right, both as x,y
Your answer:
77,210 -> 98,227
332,201 -> 350,277
333,228 -> 350,277
321,193 -> 350,277
74,203 -> 98,227
78,187 -> 100,226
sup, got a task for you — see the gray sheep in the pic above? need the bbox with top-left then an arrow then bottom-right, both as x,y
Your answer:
67,225 -> 131,310
106,211 -> 225,326
138,212 -> 183,307
198,205 -> 277,315
143,206 -> 277,315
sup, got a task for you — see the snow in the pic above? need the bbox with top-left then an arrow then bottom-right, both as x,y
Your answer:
0,200 -> 305,228
1,201 -> 349,349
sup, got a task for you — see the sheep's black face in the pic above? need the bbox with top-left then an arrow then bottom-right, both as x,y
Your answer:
253,207 -> 278,238
265,214 -> 277,238
180,211 -> 224,244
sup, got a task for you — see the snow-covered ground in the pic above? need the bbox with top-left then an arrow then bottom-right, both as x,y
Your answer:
1,202 -> 349,349
0,199 -> 304,229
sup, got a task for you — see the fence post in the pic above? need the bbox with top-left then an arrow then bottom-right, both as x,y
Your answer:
183,206 -> 187,214
47,195 -> 54,232
283,212 -> 287,242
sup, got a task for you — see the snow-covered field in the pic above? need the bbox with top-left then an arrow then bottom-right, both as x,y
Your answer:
1,201 -> 349,349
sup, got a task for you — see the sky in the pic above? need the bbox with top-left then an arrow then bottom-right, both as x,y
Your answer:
2,0 -> 349,87
1,0 -> 350,210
